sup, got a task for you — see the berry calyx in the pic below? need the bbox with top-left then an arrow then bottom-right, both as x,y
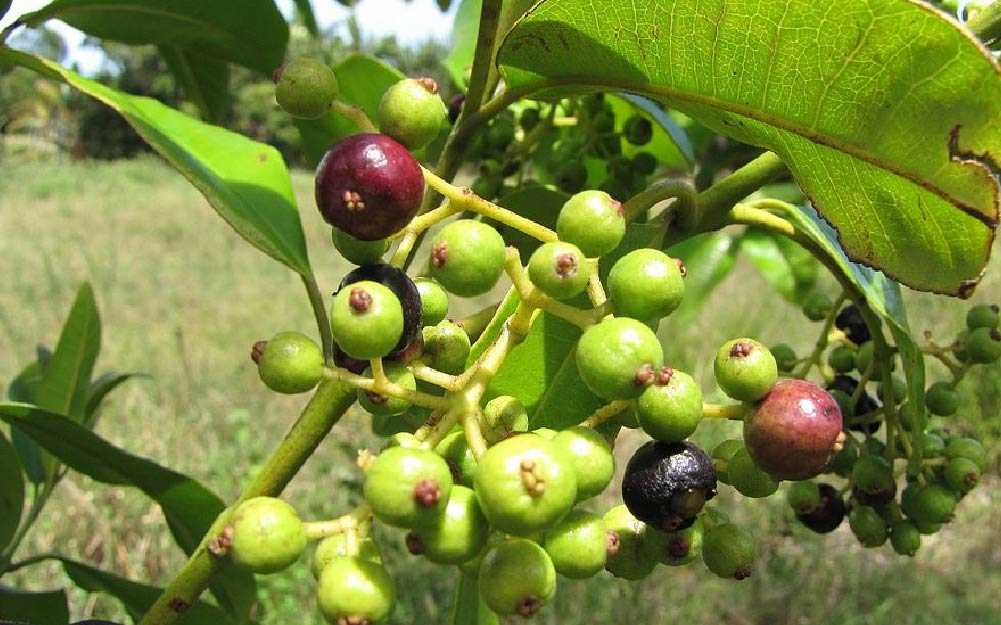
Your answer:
944,456 -> 980,493
363,446 -> 453,528
317,556 -> 395,625
743,379 -> 843,480
339,264 -> 423,360
330,281 -> 404,360
602,504 -> 658,580
701,523 -> 755,580
607,248 -> 686,320
407,485 -> 488,565
414,278 -> 449,327
427,219 -> 505,297
556,190 -> 625,257
528,241 -> 591,300
621,441 -> 717,531
316,133 -> 424,241
357,362 -> 416,416
542,509 -> 608,578
796,482 -> 845,533
576,317 -> 664,400
714,338 -> 777,402
255,331 -> 324,394
331,228 -> 390,266
650,518 -> 704,566
422,320 -> 471,375
228,497 -> 306,574
377,77 -> 447,150
478,539 -> 556,617
551,426 -> 615,501
851,454 -> 895,506
635,368 -> 703,442
274,57 -> 338,119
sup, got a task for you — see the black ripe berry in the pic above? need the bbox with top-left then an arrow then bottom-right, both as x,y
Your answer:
835,304 -> 871,345
827,375 -> 881,433
338,264 -> 423,359
315,133 -> 424,241
621,441 -> 716,531
796,483 -> 846,533
448,93 -> 465,124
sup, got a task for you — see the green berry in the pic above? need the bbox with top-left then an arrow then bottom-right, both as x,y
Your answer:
331,227 -> 390,266
607,249 -> 686,320
556,190 -> 625,257
623,115 -> 653,145
650,518 -> 703,566
528,241 -> 591,300
966,327 -> 1001,363
602,504 -> 658,580
482,396 -> 529,444
771,343 -> 797,373
714,338 -> 778,402
330,281 -> 404,359
828,388 -> 855,419
852,454 -> 894,498
925,381 -> 959,416
377,77 -> 447,150
827,434 -> 859,477
727,447 -> 779,498
317,556 -> 395,624
849,505 -> 888,547
229,497 -> 306,574
552,161 -> 588,193
576,317 -> 664,400
486,115 -> 516,150
474,433 -> 577,535
552,426 -> 615,501
966,303 -> 999,330
944,456 -> 980,493
786,481 -> 822,515
520,107 -> 541,131
358,362 -> 416,416
827,345 -> 856,373
408,486 -> 488,565
711,439 -> 744,485
312,535 -> 381,579
371,406 -> 425,438
422,320 -> 470,375
479,538 -> 556,617
944,437 -> 987,471
855,341 -> 896,375
414,278 -> 449,327
542,509 -> 608,578
428,220 -> 505,297
890,521 -> 922,556
363,446 -> 453,528
802,292 -> 832,322
435,429 -> 477,487
901,483 -> 957,524
274,57 -> 337,119
702,523 -> 755,580
920,432 -> 946,457
635,368 -> 703,442
254,332 -> 323,394
878,375 -> 907,404
631,151 -> 658,176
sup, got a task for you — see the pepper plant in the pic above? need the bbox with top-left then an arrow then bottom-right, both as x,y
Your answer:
1,0 -> 1000,624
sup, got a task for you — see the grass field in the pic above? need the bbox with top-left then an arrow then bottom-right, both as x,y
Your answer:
1,156 -> 1000,625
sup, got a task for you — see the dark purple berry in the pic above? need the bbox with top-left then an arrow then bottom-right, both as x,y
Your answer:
448,93 -> 465,124
835,305 -> 871,345
338,264 -> 422,359
796,483 -> 845,533
621,441 -> 717,532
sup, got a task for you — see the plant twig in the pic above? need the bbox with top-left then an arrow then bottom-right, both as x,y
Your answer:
302,274 -> 335,364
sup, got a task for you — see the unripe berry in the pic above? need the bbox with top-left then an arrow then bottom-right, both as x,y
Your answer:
796,482 -> 845,533
607,248 -> 686,320
849,505 -> 888,547
702,523 -> 755,580
552,161 -> 588,193
901,483 -> 957,524
556,190 -> 625,257
435,429 -> 477,487
635,368 -> 703,442
944,456 -> 980,493
363,446 -> 453,528
551,426 -> 615,501
428,220 -> 505,297
631,151 -> 658,176
339,263 -> 423,360
317,556 -> 395,624
254,331 -> 323,394
481,396 -> 530,444
414,278 -> 449,327
407,486 -> 488,565
648,517 -> 703,566
771,343 -> 797,373
944,437 -> 987,471
331,227 -> 390,266
966,303 -> 999,330
422,320 -> 470,375
727,446 -> 779,498
602,504 -> 658,580
478,539 -> 556,617
357,362 -> 416,416
528,241 -> 591,300
851,454 -> 895,506
890,521 -> 922,556
786,481 -> 822,515
623,115 -> 653,145
520,107 -> 541,131
711,439 -> 744,485
330,281 -> 404,360
925,381 -> 959,416
966,326 -> 1001,363
714,338 -> 777,402
621,441 -> 717,531
576,317 -> 663,400
802,292 -> 832,322
274,57 -> 337,119
827,345 -> 856,373
542,509 -> 608,578
229,497 -> 306,574
378,77 -> 447,150
315,133 -> 424,241
312,535 -> 381,579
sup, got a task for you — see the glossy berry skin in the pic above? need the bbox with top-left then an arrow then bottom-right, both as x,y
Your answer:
357,362 -> 416,416
835,304 -> 871,344
556,190 -> 625,257
966,303 -> 999,330
702,523 -> 754,580
482,396 -> 530,444
849,505 -> 888,547
576,317 -> 664,400
744,379 -> 843,480
363,446 -> 453,528
255,331 -> 323,394
528,241 -> 590,300
479,540 -> 556,617
378,78 -> 447,150
408,486 -> 488,565
542,509 -> 608,578
312,535 -> 381,579
727,446 -> 779,498
473,434 -> 577,536
621,441 -> 717,532
796,483 -> 845,533
229,497 -> 306,574
274,57 -> 337,119
428,220 -> 505,297
317,556 -> 395,624
602,504 -> 658,580
890,521 -> 922,556
422,320 -> 470,375
714,338 -> 777,402
771,343 -> 797,373
329,280 -> 404,360
551,426 -> 615,501
414,278 -> 449,326
315,133 -> 424,241
635,368 -> 703,442
608,249 -> 686,320
339,264 -> 422,358
331,227 -> 389,266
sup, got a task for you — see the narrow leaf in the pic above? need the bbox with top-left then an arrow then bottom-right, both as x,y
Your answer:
442,0 -> 481,89
160,46 -> 231,123
83,371 -> 144,429
6,359 -> 47,483
0,587 -> 68,625
36,282 -> 100,422
0,429 -> 25,550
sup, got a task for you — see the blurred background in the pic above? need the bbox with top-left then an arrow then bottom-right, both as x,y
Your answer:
1,1 -> 999,624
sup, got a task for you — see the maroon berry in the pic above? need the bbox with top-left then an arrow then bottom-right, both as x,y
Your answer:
796,483 -> 845,533
744,379 -> 843,480
315,133 -> 424,240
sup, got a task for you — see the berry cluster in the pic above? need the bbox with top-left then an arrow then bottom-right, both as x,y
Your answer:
233,64 -> 997,623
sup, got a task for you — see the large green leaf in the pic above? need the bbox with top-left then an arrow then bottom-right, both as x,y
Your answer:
497,184 -> 569,257
0,402 -> 257,620
0,588 -> 68,625
0,429 -> 24,550
20,0 -> 288,74
443,0 -> 481,89
498,0 -> 1001,296
35,282 -> 100,423
160,46 -> 231,123
6,359 -> 47,483
2,48 -> 312,277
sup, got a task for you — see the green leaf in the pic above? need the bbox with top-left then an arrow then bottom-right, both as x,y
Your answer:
738,228 -> 817,302
3,48 -> 312,277
6,359 -> 47,484
449,568 -> 499,625
20,0 -> 288,74
0,587 -> 68,625
83,371 -> 144,429
0,402 -> 257,620
291,0 -> 319,37
1,0 -> 11,20
0,429 -> 25,550
498,0 -> 1001,296
36,282 -> 101,423
667,232 -> 740,325
443,0 -> 481,90
160,46 -> 231,123
608,93 -> 694,172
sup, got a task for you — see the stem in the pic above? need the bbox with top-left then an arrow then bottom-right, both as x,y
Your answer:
331,100 -> 377,133
621,178 -> 697,224
461,409 -> 489,459
139,379 -> 356,625
4,553 -> 54,574
504,248 -> 597,328
457,303 -> 500,342
793,292 -> 847,378
582,400 -> 632,428
463,0 -> 504,111
324,366 -> 451,410
0,481 -> 54,570
411,363 -> 461,391
303,505 -> 373,541
303,274 -> 335,364
702,403 -> 751,420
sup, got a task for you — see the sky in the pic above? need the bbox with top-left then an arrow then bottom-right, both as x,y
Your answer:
0,0 -> 459,74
